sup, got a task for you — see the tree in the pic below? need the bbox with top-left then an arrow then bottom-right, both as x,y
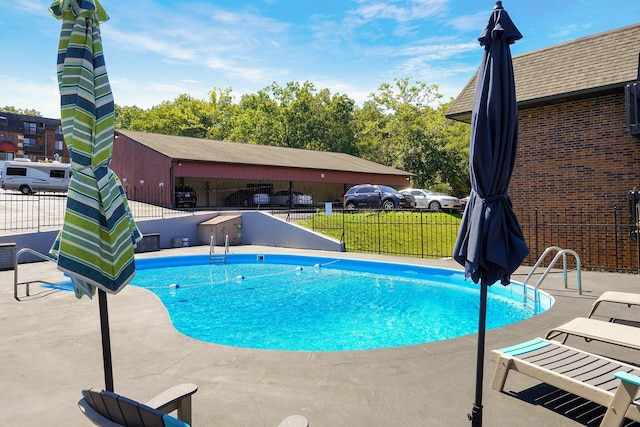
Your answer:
112,78 -> 471,195
115,105 -> 144,129
309,89 -> 358,155
228,89 -> 284,145
1,106 -> 42,117
206,87 -> 236,141
353,78 -> 470,195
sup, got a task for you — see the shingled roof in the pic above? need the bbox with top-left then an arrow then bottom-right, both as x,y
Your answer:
446,23 -> 640,122
116,129 -> 412,176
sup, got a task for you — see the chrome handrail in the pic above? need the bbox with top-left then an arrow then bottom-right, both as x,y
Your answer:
14,248 -> 57,300
209,234 -> 229,264
524,246 -> 582,308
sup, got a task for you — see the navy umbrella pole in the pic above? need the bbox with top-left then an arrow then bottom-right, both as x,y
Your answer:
98,289 -> 114,392
470,284 -> 488,427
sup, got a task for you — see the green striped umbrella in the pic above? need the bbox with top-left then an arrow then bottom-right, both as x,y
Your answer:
49,0 -> 141,392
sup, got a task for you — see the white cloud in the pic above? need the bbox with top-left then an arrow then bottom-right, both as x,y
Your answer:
448,12 -> 489,32
552,23 -> 592,38
397,40 -> 479,60
0,74 -> 60,118
6,0 -> 47,15
351,0 -> 449,23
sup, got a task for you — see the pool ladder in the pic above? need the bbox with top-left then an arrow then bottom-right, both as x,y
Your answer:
209,235 -> 230,264
523,246 -> 582,309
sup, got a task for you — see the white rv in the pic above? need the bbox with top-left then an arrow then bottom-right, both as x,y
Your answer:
1,159 -> 72,194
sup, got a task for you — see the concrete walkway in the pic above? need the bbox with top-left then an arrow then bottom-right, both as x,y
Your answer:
1,245 -> 639,426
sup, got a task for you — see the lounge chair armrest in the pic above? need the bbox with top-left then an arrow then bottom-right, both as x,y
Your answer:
615,371 -> 640,387
145,383 -> 198,423
601,372 -> 640,426
277,414 -> 309,427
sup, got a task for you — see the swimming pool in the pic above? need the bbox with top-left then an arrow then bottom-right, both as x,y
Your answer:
130,254 -> 553,351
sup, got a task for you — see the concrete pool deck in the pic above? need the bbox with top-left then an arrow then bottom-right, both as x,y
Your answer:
1,245 -> 639,426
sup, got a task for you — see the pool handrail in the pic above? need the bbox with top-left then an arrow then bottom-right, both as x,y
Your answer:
14,247 -> 58,300
209,234 -> 230,263
524,246 -> 582,308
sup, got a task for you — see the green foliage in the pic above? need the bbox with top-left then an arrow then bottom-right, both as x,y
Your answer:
113,77 -> 471,195
1,106 -> 42,117
297,210 -> 462,258
354,78 -> 470,192
229,89 -> 283,145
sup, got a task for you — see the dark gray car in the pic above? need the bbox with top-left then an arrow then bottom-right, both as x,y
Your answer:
175,186 -> 197,208
343,184 -> 415,210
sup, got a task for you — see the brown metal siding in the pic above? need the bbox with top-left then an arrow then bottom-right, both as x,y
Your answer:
112,134 -> 172,204
113,132 -> 412,208
174,160 -> 408,186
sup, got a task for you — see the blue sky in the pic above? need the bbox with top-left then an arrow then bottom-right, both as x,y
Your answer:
2,0 -> 640,119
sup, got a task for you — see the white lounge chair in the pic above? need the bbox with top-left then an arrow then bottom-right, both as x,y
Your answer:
491,338 -> 640,427
588,291 -> 640,323
545,316 -> 640,350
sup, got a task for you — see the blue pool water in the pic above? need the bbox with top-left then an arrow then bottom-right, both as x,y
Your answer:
129,254 -> 553,351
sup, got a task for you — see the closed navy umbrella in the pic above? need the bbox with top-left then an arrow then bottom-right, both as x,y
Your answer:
452,2 -> 528,426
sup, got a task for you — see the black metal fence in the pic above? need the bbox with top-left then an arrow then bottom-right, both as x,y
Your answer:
287,208 -> 462,259
2,188 -> 638,273
286,206 -> 640,273
516,207 -> 640,273
0,190 -> 193,233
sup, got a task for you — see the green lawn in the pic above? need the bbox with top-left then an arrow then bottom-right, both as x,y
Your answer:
296,210 -> 462,258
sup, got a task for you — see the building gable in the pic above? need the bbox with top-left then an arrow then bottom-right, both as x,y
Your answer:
446,23 -> 640,122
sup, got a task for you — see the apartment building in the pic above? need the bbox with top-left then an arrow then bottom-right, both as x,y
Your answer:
0,112 -> 67,162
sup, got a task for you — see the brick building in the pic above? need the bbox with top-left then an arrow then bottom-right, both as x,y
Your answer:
0,112 -> 67,162
446,24 -> 640,271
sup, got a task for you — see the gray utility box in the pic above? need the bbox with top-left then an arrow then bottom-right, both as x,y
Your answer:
198,215 -> 242,246
134,233 -> 160,253
0,243 -> 17,270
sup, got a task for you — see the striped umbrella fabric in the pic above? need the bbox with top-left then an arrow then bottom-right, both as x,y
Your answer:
50,0 -> 141,299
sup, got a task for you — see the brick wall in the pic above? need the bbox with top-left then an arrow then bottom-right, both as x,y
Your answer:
510,92 -> 640,270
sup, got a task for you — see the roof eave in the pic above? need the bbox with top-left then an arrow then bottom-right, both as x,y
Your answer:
447,82 -> 633,124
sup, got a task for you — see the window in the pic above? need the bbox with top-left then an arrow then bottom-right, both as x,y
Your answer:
7,134 -> 13,142
356,186 -> 375,194
55,140 -> 64,151
23,122 -> 37,134
6,167 -> 27,176
0,133 -> 4,141
50,169 -> 66,178
23,137 -> 36,146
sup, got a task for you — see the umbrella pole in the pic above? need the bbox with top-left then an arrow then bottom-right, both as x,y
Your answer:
470,283 -> 487,427
98,289 -> 115,392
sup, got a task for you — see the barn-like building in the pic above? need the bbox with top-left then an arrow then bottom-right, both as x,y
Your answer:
112,129 -> 412,208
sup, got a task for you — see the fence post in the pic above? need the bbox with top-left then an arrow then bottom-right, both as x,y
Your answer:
614,206 -> 619,272
377,211 -> 381,254
534,208 -> 539,260
420,212 -> 424,259
340,210 -> 345,246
